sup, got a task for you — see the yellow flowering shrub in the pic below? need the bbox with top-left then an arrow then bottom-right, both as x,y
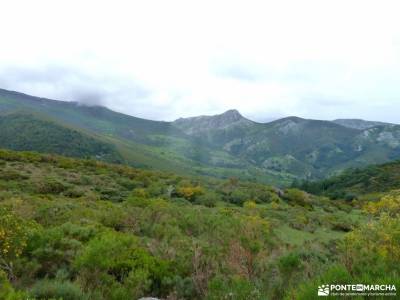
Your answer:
176,185 -> 204,201
342,214 -> 400,276
363,190 -> 400,217
0,207 -> 37,268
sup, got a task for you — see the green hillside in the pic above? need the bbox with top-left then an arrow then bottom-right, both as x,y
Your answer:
0,89 -> 185,143
299,159 -> 400,199
0,113 -> 123,163
2,88 -> 400,186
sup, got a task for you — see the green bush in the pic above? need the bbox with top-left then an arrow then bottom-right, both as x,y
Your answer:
36,177 -> 69,194
74,231 -> 172,299
287,265 -> 351,300
0,270 -> 13,298
194,191 -> 220,207
26,226 -> 84,278
284,189 -> 310,207
207,276 -> 264,300
97,186 -> 128,202
278,252 -> 302,276
0,169 -> 28,181
228,189 -> 248,205
64,187 -> 86,198
30,279 -> 87,300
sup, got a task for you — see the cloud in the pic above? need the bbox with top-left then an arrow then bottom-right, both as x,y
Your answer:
0,0 -> 399,123
0,64 -> 152,109
71,90 -> 105,107
214,63 -> 265,82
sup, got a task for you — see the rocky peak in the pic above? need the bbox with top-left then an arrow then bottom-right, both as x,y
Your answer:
173,109 -> 252,135
220,109 -> 243,122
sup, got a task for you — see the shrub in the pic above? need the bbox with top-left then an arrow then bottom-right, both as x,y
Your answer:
207,276 -> 263,300
26,223 -> 96,278
0,169 -> 28,181
97,187 -> 128,202
194,191 -> 220,207
116,178 -> 137,190
36,178 -> 69,194
289,214 -> 309,230
287,265 -> 352,300
344,193 -> 357,202
284,189 -> 310,207
30,279 -> 87,300
64,187 -> 86,198
278,252 -> 302,276
331,222 -> 352,232
363,191 -> 400,217
0,270 -> 27,300
0,270 -> 15,299
342,215 -> 400,276
74,231 -> 172,299
228,189 -> 249,205
176,185 -> 204,202
0,207 -> 38,278
125,196 -> 151,208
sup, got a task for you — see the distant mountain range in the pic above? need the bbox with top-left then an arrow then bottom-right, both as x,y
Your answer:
1,87 -> 400,186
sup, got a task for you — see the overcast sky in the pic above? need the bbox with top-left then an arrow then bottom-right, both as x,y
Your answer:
1,0 -> 400,122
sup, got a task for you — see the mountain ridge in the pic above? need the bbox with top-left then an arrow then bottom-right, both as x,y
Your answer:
2,87 -> 400,185
3,87 -> 398,126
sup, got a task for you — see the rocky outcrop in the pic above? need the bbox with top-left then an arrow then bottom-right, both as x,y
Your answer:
173,109 -> 253,135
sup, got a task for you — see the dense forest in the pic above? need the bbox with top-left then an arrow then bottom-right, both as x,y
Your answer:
0,149 -> 399,299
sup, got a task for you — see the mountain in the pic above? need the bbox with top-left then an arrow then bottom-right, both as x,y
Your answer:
333,118 -> 392,130
174,112 -> 400,180
0,112 -> 123,163
2,87 -> 400,185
